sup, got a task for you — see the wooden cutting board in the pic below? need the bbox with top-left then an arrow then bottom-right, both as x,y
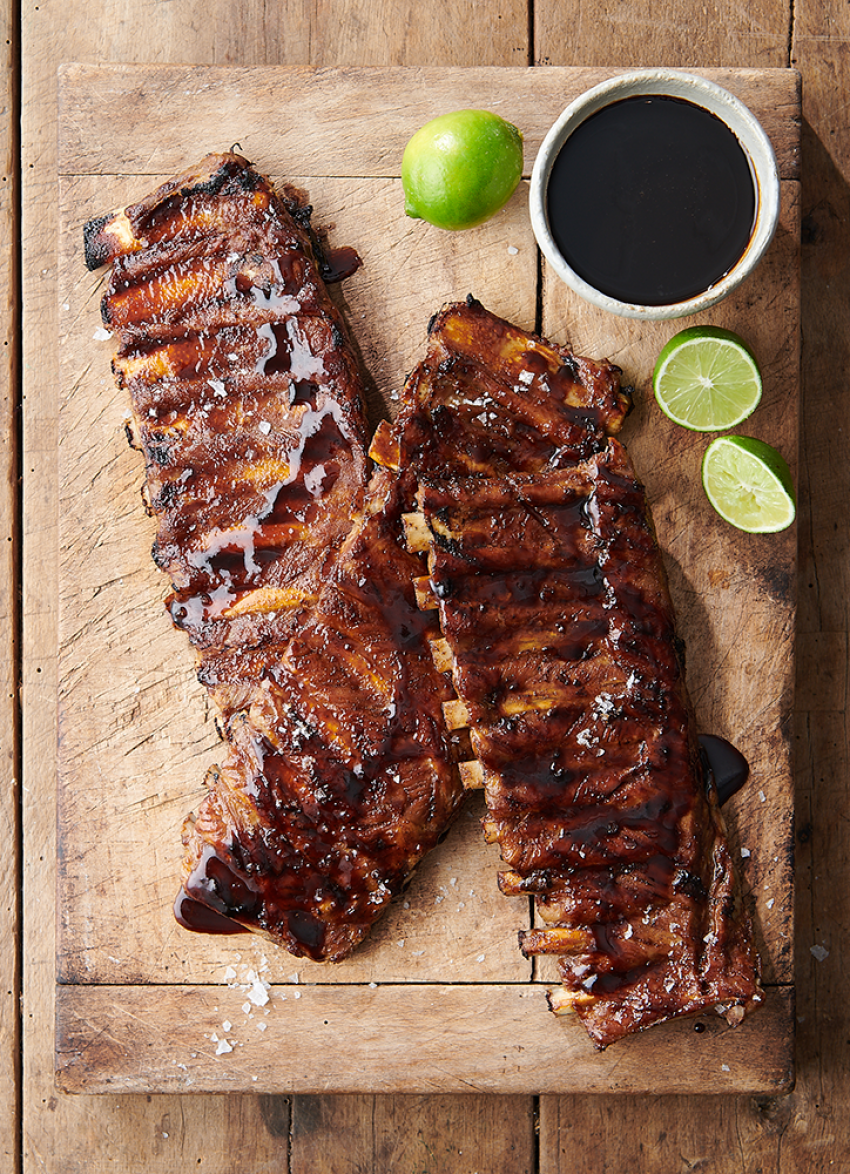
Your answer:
56,64 -> 799,1094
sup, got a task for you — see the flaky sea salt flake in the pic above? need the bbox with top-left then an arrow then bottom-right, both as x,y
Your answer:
246,970 -> 270,1007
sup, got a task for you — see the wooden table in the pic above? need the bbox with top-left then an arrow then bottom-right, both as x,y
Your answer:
4,1 -> 849,1169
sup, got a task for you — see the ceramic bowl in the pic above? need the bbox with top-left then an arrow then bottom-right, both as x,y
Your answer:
528,69 -> 781,321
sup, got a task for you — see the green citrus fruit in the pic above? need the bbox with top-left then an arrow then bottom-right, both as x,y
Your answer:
653,326 -> 762,431
701,435 -> 796,533
401,109 -> 524,231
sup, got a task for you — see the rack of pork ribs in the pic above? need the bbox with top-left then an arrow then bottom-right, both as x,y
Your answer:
369,298 -> 762,1048
86,151 -> 761,1046
84,152 -> 464,963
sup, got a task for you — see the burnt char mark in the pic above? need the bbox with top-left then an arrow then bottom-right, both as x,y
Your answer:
172,155 -> 259,206
179,163 -> 238,201
287,201 -> 314,233
673,869 -> 709,902
146,439 -> 174,468
83,213 -> 114,271
235,166 -> 262,192
619,384 -> 636,412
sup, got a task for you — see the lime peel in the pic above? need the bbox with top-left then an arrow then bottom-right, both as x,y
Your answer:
701,435 -> 796,533
653,326 -> 762,432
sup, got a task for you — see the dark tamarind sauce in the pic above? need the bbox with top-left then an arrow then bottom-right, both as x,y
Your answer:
546,95 -> 756,306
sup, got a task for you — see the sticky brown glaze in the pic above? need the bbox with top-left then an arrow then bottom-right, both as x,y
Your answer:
371,301 -> 761,1047
369,297 -> 631,482
86,156 -> 463,959
418,441 -> 761,1047
178,469 -> 463,960
86,152 -> 370,714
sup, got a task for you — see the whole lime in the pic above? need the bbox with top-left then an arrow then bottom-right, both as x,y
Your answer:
401,109 -> 524,231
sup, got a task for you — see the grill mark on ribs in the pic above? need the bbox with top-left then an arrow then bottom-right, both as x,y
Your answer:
372,299 -> 762,1047
86,153 -> 463,961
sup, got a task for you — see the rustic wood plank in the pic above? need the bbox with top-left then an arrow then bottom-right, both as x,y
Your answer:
291,1095 -> 536,1174
534,0 -> 790,69
55,69 -> 796,1103
27,1095 -> 292,1173
57,164 -> 535,989
538,1089 -> 798,1174
197,0 -> 531,72
302,3 -> 530,69
25,8 -> 537,1174
57,63 -> 801,182
780,8 -> 850,1170
55,983 -> 795,1095
0,0 -> 18,1166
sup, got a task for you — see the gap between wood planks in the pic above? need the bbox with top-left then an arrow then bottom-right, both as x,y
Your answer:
4,0 -> 22,1171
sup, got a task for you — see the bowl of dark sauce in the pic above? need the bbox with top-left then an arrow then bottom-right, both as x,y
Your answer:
529,70 -> 780,320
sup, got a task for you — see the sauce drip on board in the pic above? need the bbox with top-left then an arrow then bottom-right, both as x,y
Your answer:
699,733 -> 750,805
319,244 -> 363,284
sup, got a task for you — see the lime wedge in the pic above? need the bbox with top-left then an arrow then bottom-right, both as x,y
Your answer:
653,326 -> 762,431
701,436 -> 796,533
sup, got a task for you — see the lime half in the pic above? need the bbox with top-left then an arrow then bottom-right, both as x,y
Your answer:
701,436 -> 796,533
653,326 -> 762,431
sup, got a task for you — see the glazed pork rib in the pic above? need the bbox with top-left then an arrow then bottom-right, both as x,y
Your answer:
374,299 -> 762,1046
85,153 -> 463,959
178,464 -> 463,960
85,152 -> 372,716
369,295 -> 631,480
417,444 -> 762,1046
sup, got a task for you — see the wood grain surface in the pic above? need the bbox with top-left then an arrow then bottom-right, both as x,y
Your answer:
0,2 -> 18,1170
55,64 -> 796,1096
55,985 -> 794,1096
11,0 -> 850,1170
